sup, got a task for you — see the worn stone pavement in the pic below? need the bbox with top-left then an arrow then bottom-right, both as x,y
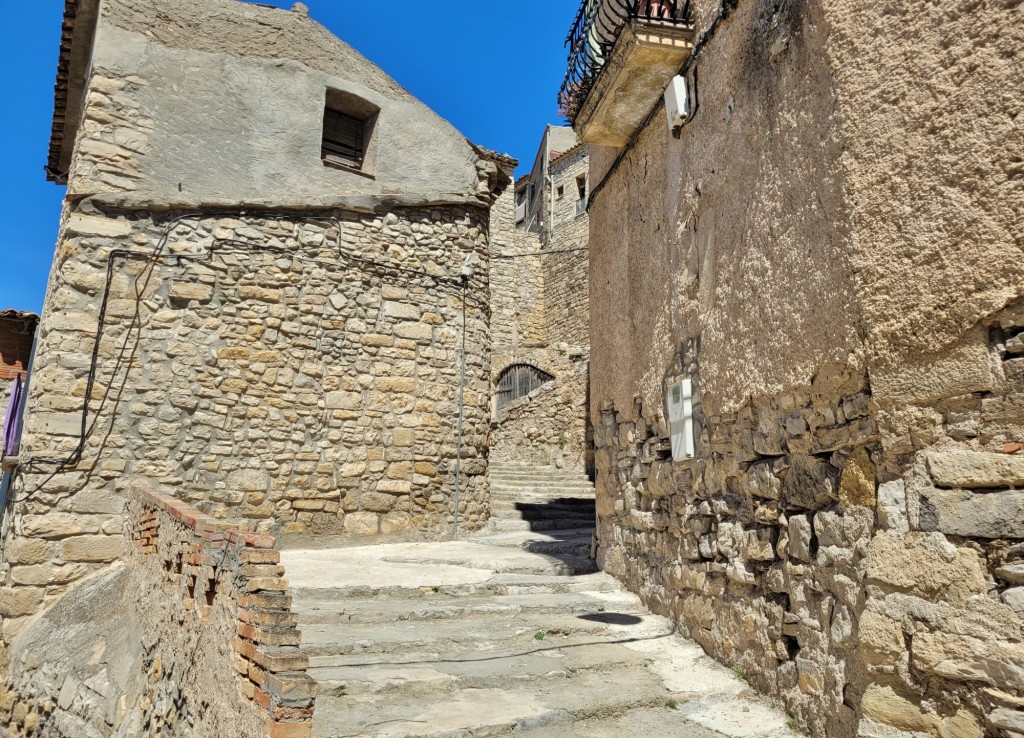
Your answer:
280,540 -> 796,738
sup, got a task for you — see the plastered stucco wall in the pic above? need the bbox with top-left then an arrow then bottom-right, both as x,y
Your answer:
69,0 -> 484,206
584,0 -> 1024,736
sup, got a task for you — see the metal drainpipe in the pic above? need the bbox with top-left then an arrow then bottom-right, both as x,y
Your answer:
452,274 -> 468,539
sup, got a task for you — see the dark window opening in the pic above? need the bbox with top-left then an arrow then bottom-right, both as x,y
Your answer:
576,174 -> 587,200
496,364 -> 555,410
322,109 -> 365,168
322,89 -> 379,173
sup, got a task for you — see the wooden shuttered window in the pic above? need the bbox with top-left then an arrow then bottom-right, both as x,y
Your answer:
322,109 -> 365,167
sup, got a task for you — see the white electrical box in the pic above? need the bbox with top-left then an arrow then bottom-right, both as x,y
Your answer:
666,378 -> 695,460
665,75 -> 691,130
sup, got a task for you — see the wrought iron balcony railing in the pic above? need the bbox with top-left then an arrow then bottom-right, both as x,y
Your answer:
559,0 -> 694,125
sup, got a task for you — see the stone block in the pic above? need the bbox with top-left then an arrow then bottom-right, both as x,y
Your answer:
382,302 -> 420,320
788,515 -> 813,562
228,469 -> 270,493
927,450 -> 1024,488
394,323 -> 433,342
376,377 -> 416,393
877,480 -> 909,533
239,286 -> 282,303
839,447 -> 876,507
344,512 -> 379,536
865,533 -> 987,601
858,610 -> 905,665
169,282 -> 214,305
380,512 -> 411,535
0,587 -> 43,617
913,631 -> 1024,691
21,514 -> 104,539
360,493 -> 396,514
997,564 -> 1024,585
11,564 -> 88,586
377,480 -> 412,495
862,683 -> 937,734
392,428 -> 415,447
782,456 -> 839,511
920,489 -> 1024,539
4,538 -> 53,566
989,709 -> 1024,736
1002,588 -> 1024,622
60,535 -> 125,563
66,213 -> 132,237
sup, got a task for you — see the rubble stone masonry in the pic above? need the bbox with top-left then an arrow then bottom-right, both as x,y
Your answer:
1,490 -> 313,738
491,362 -> 590,473
585,0 -> 1024,735
2,205 -> 491,630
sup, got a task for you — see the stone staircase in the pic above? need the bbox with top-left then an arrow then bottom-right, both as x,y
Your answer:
279,463 -> 795,738
472,462 -> 598,575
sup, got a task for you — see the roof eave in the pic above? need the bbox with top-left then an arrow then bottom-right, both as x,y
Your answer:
46,0 -> 101,184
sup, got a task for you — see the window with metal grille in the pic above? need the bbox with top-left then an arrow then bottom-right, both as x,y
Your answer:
322,109 -> 365,168
496,364 -> 555,410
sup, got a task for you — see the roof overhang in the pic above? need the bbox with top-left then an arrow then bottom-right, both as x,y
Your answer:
46,0 -> 101,184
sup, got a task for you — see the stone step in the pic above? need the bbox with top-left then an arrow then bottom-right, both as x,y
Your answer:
513,705 -> 758,738
292,590 -> 643,626
489,504 -> 595,516
307,639 -> 652,699
299,611 -> 647,658
311,665 -> 675,738
490,479 -> 595,489
289,566 -> 608,604
471,531 -> 594,558
485,518 -> 594,533
490,474 -> 594,483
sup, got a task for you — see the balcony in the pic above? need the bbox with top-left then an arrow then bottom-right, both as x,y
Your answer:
560,0 -> 695,147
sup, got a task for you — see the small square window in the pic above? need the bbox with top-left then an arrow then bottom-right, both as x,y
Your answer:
322,109 -> 365,168
321,88 -> 379,174
556,185 -> 565,200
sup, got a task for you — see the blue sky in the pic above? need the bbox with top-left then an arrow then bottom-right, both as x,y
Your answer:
0,0 -> 577,314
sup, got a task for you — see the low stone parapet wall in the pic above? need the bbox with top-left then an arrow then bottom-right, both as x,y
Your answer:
0,491 -> 316,737
132,491 -> 316,738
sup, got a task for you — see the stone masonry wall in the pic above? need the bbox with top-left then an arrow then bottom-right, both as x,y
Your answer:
595,359 -> 881,738
491,363 -> 590,474
1,490 -> 313,738
0,204 -> 491,635
584,0 -> 1024,734
592,301 -> 1024,738
489,182 -> 578,410
544,147 -> 590,352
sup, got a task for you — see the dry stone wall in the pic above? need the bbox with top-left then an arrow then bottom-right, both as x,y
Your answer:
491,363 -> 590,473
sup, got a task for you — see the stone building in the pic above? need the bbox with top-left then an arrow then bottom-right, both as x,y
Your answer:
489,127 -> 592,473
0,0 -> 509,637
564,0 -> 1024,736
